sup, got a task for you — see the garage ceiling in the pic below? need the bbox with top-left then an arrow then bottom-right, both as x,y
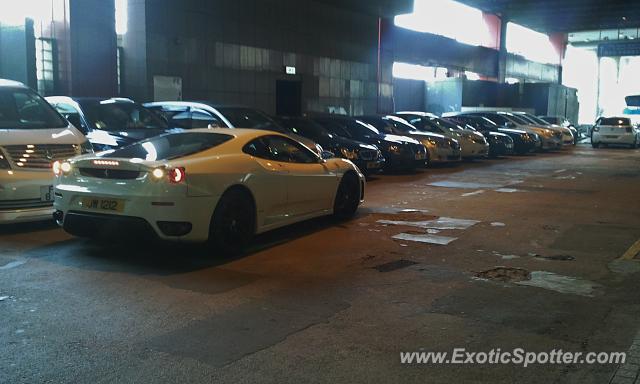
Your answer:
456,0 -> 640,33
315,0 -> 414,17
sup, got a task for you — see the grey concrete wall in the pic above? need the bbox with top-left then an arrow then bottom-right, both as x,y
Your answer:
123,0 -> 392,115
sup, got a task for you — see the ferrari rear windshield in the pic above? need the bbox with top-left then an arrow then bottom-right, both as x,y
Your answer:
102,132 -> 233,161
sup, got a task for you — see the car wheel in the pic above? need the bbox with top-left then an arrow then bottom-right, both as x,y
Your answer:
591,136 -> 599,148
632,137 -> 639,149
333,173 -> 360,219
209,188 -> 255,255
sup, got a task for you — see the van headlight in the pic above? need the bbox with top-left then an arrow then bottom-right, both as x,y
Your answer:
340,148 -> 358,160
388,145 -> 401,154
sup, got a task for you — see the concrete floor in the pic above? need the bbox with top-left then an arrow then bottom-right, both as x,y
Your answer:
2,144 -> 640,384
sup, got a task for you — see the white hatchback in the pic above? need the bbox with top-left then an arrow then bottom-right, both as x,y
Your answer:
591,117 -> 640,148
0,80 -> 90,223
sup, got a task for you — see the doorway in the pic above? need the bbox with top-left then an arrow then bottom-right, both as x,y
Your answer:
276,80 -> 302,116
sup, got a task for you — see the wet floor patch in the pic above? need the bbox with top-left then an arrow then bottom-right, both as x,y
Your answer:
491,251 -> 520,260
461,190 -> 485,197
392,233 -> 458,245
377,217 -> 480,230
0,259 -> 27,270
516,271 -> 602,297
429,181 -> 503,189
374,259 -> 419,272
474,267 -> 531,283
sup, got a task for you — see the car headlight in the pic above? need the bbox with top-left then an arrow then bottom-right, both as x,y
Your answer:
592,126 -> 599,132
388,145 -> 401,154
340,148 -> 358,160
0,149 -> 10,170
53,160 -> 72,176
79,140 -> 94,154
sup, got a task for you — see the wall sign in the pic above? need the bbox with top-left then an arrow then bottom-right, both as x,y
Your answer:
285,66 -> 296,75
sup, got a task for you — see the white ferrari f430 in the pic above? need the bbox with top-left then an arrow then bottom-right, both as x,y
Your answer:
53,129 -> 365,252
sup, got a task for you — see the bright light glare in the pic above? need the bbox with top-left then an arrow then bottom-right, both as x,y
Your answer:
0,0 -> 51,26
142,142 -> 158,161
505,77 -> 520,84
506,22 -> 558,64
394,0 -> 492,47
152,168 -> 165,179
393,63 -> 435,81
115,0 -> 128,35
465,71 -> 480,81
563,46 -> 598,124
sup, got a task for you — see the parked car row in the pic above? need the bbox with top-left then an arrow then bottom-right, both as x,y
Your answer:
0,78 -> 589,253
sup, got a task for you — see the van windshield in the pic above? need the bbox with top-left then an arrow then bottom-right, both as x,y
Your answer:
0,87 -> 67,129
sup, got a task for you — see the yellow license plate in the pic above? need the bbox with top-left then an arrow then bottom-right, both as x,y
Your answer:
81,197 -> 125,212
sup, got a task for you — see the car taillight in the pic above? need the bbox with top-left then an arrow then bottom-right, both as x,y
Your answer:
169,167 -> 185,184
151,167 -> 185,184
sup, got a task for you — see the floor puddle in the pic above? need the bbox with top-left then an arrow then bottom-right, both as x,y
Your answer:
392,233 -> 458,245
516,271 -> 601,297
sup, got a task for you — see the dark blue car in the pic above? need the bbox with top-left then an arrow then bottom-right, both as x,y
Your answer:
46,96 -> 179,151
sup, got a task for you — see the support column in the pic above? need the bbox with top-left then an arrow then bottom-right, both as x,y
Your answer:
497,16 -> 508,83
68,0 -> 118,96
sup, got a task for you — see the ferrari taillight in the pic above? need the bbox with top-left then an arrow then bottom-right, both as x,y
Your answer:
168,167 -> 186,184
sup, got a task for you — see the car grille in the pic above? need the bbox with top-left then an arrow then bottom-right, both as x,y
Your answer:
0,198 -> 52,210
79,168 -> 141,180
358,149 -> 378,161
3,144 -> 79,169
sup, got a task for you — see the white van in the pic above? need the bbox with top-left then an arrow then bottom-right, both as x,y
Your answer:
0,79 -> 90,223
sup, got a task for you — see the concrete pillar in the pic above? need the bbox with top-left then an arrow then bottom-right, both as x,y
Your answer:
68,0 -> 118,96
497,16 -> 508,84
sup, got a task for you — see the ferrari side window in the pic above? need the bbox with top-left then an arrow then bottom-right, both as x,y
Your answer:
264,136 -> 317,164
243,138 -> 271,159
